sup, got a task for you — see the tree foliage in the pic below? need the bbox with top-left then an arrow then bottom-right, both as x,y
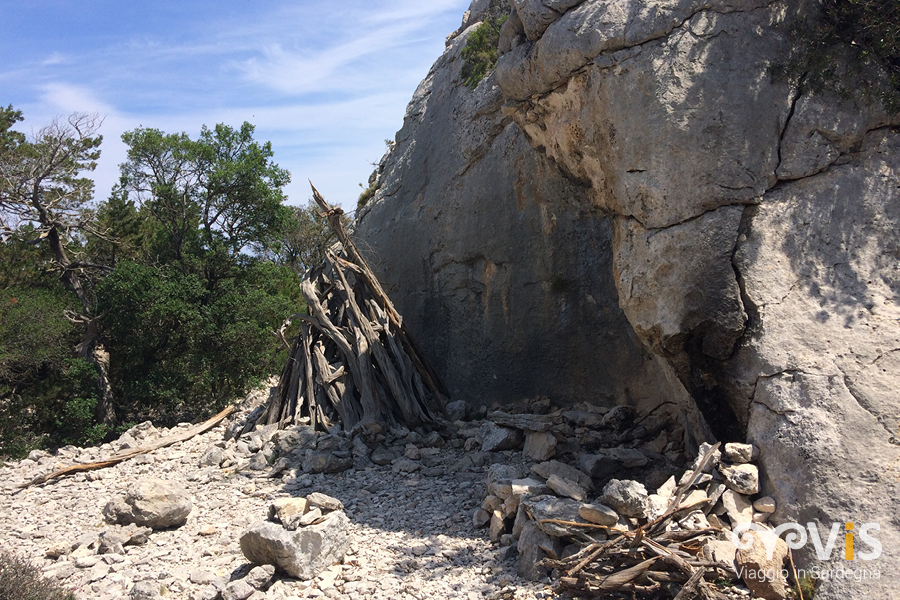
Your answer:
119,122 -> 291,265
97,260 -> 300,416
0,111 -> 323,455
777,0 -> 900,112
96,121 -> 302,420
275,202 -> 342,277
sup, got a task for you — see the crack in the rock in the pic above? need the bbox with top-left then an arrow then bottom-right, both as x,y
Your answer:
728,205 -> 759,356
836,366 -> 900,444
750,398 -> 795,416
774,73 -> 806,177
747,368 -> 813,416
763,122 -> 899,197
629,199 -> 758,233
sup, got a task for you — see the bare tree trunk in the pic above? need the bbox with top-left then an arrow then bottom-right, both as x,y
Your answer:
48,223 -> 117,427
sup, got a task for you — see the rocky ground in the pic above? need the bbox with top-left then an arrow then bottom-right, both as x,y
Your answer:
0,405 -> 553,600
1,385 -> 776,600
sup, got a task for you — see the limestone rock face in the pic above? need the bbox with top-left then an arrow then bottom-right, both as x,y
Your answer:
489,1 -> 900,597
360,1 -> 900,597
354,0 -> 709,439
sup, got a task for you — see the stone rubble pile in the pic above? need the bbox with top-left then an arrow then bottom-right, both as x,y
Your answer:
468,400 -> 791,599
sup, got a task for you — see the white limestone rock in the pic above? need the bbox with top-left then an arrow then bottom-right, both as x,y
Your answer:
239,511 -> 350,580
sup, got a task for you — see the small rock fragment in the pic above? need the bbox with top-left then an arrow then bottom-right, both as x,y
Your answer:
489,510 -> 506,542
222,579 -> 255,600
723,442 -> 759,464
753,496 -> 776,513
473,508 -> 491,528
130,581 -> 161,599
600,479 -> 649,519
307,492 -> 343,512
299,507 -> 323,526
479,423 -> 524,452
523,431 -> 557,461
578,503 -> 618,526
270,497 -> 311,530
445,400 -> 468,422
531,460 -> 592,491
720,463 -> 760,495
736,529 -> 789,600
656,476 -> 677,499
546,474 -> 587,501
721,489 -> 753,526
244,564 -> 275,590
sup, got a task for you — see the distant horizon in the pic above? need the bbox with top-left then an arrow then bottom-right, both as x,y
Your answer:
0,0 -> 470,213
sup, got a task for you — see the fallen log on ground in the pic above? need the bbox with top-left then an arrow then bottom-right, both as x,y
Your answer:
16,405 -> 235,489
243,183 -> 449,435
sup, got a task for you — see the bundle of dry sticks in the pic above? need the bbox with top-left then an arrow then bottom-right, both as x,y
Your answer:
539,444 -> 734,599
245,185 -> 449,435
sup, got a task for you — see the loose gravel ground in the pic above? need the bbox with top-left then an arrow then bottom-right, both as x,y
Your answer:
1,418 -> 554,600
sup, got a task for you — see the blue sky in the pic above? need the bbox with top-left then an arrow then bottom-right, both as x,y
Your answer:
0,0 -> 469,212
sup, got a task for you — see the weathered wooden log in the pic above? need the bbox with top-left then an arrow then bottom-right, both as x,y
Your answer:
18,405 -> 235,489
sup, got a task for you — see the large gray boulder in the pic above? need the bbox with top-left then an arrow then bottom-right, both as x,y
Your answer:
239,511 -> 350,580
103,479 -> 192,529
354,0 -> 710,444
492,1 -> 900,597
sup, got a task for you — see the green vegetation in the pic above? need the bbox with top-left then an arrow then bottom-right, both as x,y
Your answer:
461,15 -> 508,89
276,203 -> 343,275
0,109 -> 329,456
793,571 -> 818,599
0,551 -> 76,600
775,0 -> 900,112
357,176 -> 380,211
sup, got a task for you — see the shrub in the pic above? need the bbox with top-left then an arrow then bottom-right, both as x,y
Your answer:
793,571 -> 818,599
461,15 -> 508,89
0,551 -> 76,600
357,178 -> 380,211
0,288 -> 110,456
98,260 -> 298,420
775,0 -> 900,112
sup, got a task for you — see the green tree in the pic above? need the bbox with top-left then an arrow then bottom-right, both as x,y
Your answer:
119,122 -> 291,271
0,111 -> 115,427
0,105 -> 25,154
274,202 -> 341,276
94,121 -> 302,418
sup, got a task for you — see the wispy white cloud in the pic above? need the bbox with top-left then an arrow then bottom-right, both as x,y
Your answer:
41,52 -> 68,66
4,0 -> 470,210
232,0 -> 464,96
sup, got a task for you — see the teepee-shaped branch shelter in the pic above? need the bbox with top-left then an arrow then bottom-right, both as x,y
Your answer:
244,184 -> 449,434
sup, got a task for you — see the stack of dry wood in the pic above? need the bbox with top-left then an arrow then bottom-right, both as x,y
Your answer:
539,444 -> 783,599
547,520 -> 737,599
245,185 -> 449,434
